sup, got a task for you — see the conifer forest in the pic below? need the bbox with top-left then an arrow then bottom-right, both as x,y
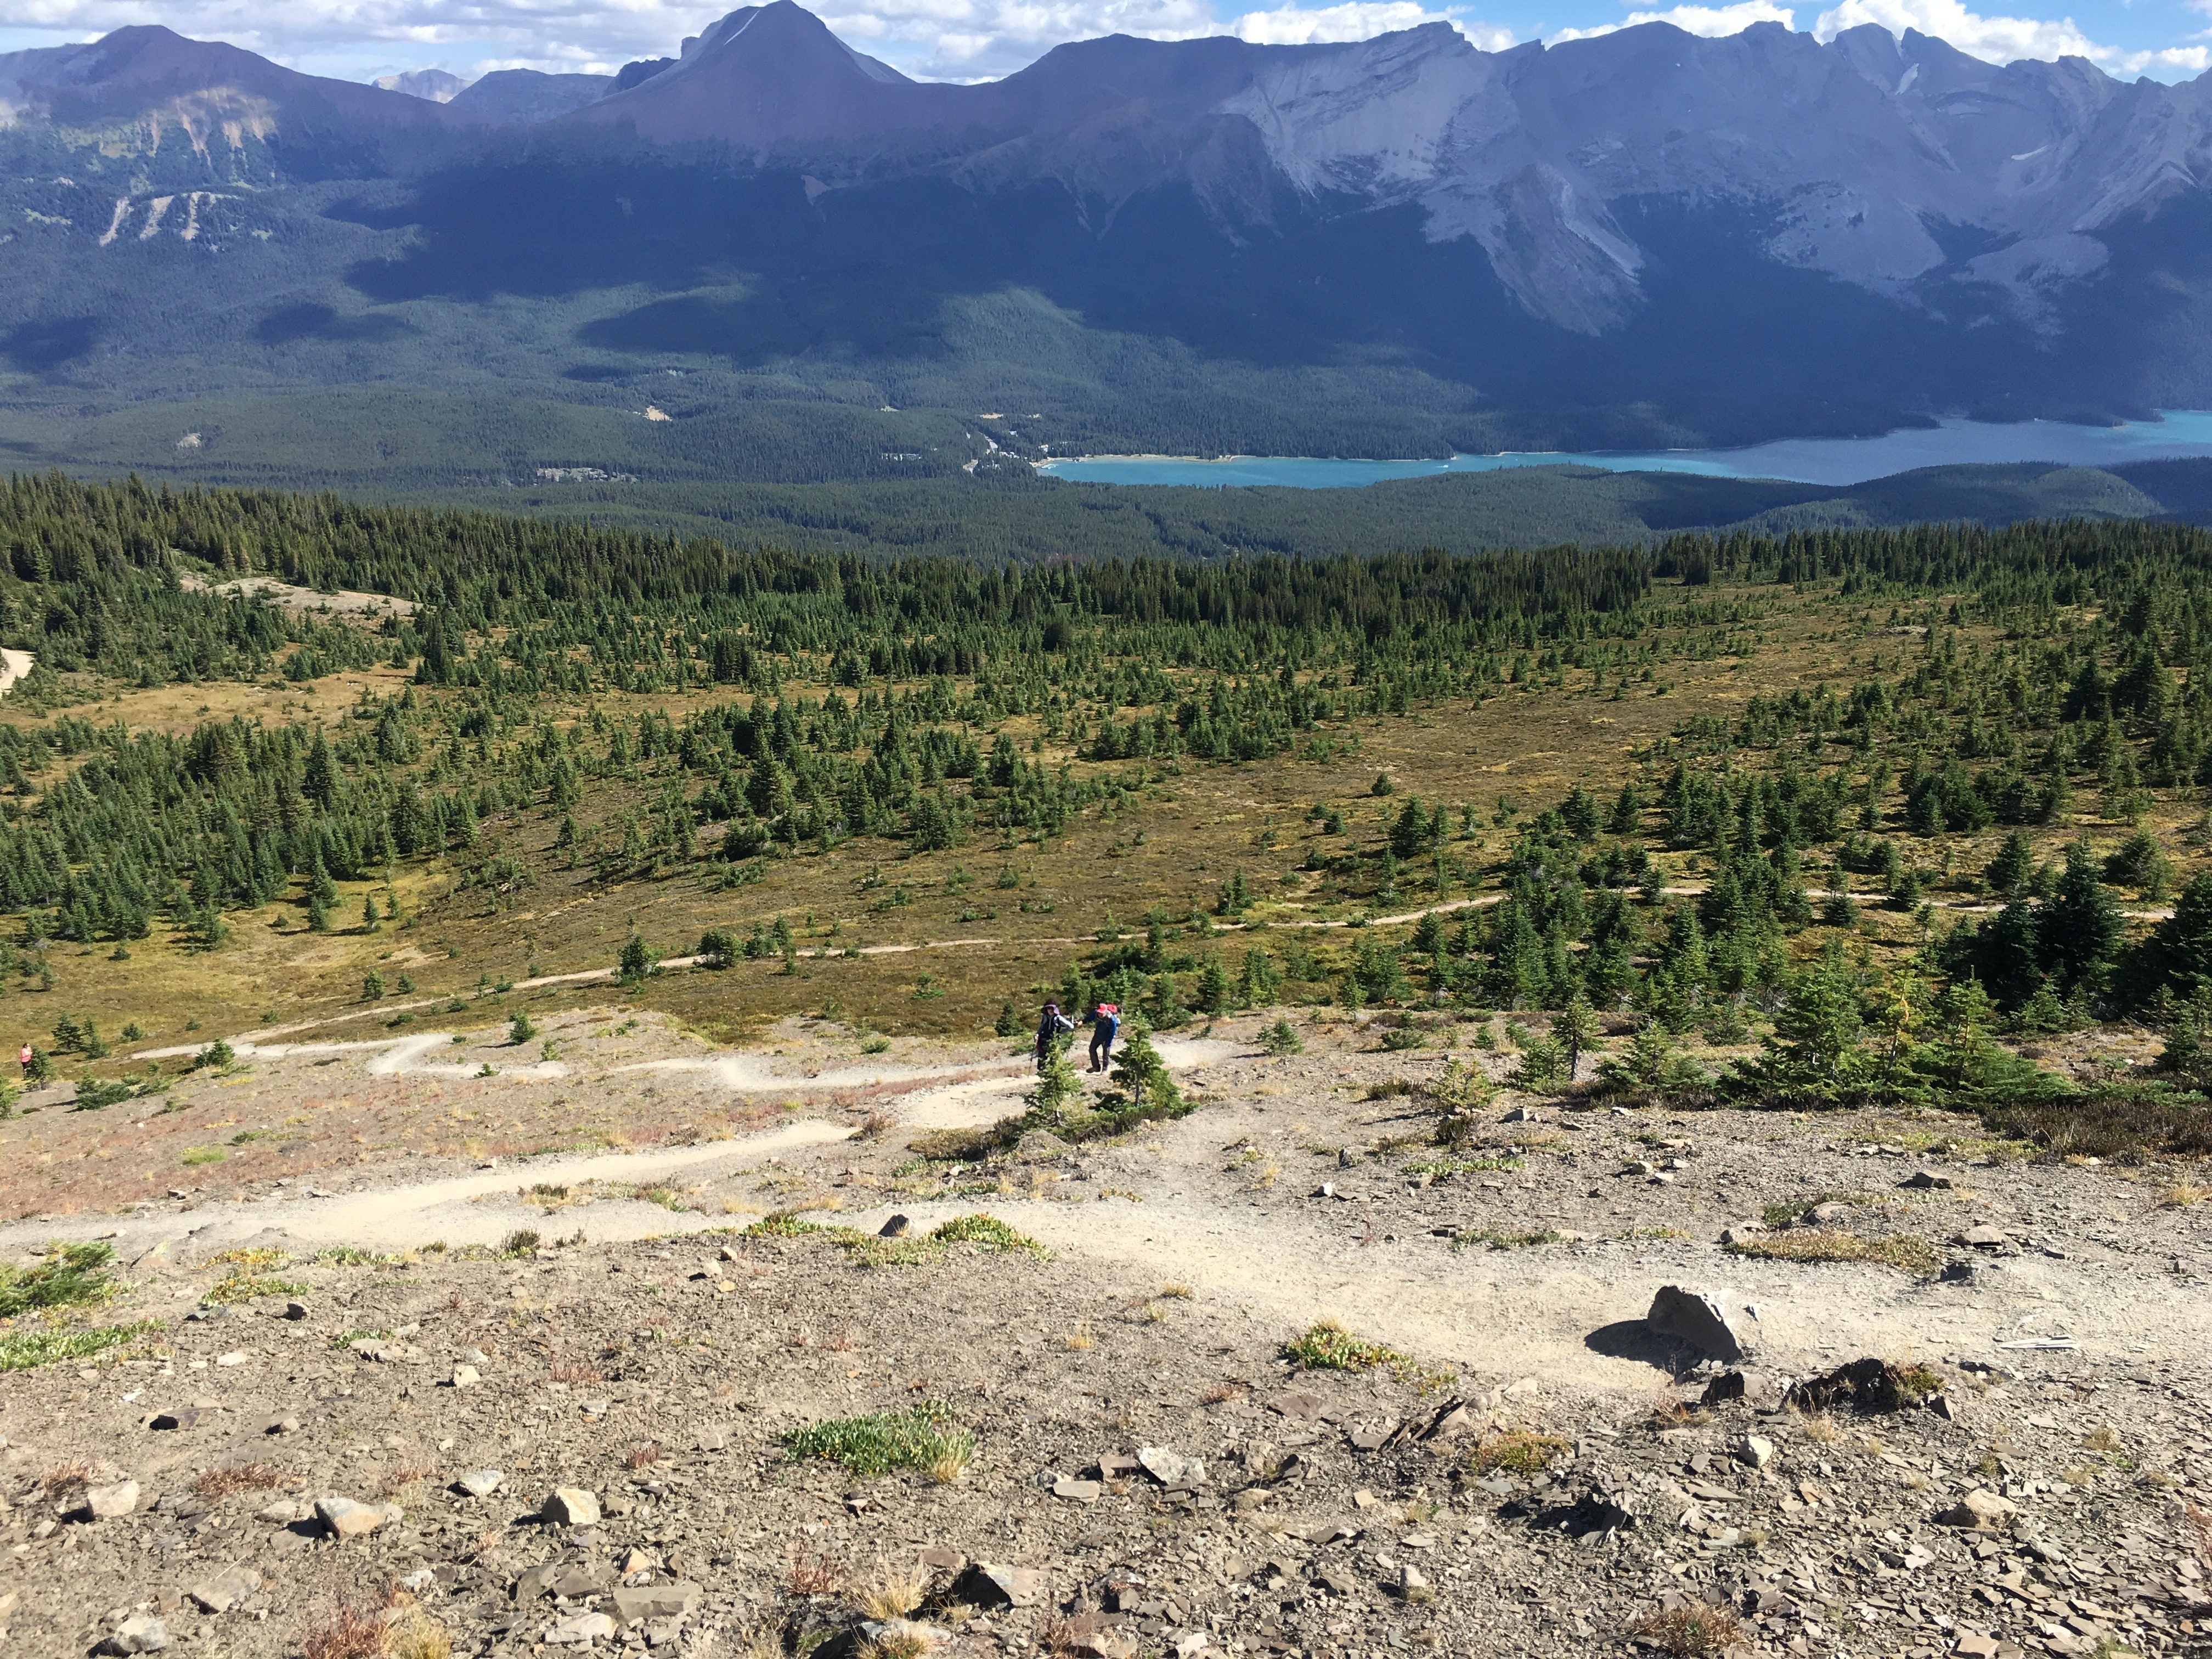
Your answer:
0,471 -> 2205,1155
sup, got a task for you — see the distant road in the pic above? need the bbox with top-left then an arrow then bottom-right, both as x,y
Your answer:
0,648 -> 30,698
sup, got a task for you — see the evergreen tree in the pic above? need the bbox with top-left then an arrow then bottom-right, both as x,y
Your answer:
2104,830 -> 2173,899
1236,946 -> 1283,1010
1216,867 -> 1251,917
302,733 -> 340,809
1429,1056 -> 1496,1145
1984,831 -> 2034,897
1733,945 -> 1873,1104
1510,1034 -> 1563,1091
1597,1020 -> 1708,1093
1196,956 -> 1232,1017
1107,1024 -> 1181,1117
2155,984 -> 2212,1090
2037,841 -> 2121,999
1905,980 -> 2072,1106
1026,1040 -> 1086,1129
1555,991 -> 1601,1080
2119,869 -> 2212,1008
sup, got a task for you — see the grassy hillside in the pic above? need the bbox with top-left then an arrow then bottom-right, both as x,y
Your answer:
2,479 -> 2211,1143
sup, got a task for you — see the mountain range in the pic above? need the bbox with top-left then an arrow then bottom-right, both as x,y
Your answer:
2,3 -> 2210,485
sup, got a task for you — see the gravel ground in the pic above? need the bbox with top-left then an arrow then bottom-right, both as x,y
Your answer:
2,1010 -> 2209,1659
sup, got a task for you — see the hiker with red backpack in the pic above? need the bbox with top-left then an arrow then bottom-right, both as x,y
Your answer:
1088,1002 -> 1120,1073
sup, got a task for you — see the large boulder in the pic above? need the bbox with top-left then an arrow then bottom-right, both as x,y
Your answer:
1645,1285 -> 1750,1362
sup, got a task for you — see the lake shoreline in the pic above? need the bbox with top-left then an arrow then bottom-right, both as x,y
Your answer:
1036,411 -> 2212,491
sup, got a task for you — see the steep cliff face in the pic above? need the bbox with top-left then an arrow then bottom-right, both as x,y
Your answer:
548,6 -> 2212,334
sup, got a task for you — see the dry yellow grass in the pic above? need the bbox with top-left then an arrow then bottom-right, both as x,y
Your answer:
855,1564 -> 928,1621
386,1603 -> 453,1659
1725,1229 -> 1940,1277
194,1463 -> 286,1498
1627,1606 -> 1743,1656
1795,1411 -> 1839,1443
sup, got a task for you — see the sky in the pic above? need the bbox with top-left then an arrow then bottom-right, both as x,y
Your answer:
0,0 -> 2204,87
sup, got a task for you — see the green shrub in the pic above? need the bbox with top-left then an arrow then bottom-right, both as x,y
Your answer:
71,1077 -> 136,1111
929,1214 -> 1049,1258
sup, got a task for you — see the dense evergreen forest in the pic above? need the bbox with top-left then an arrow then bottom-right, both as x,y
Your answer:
7,472 -> 2212,1131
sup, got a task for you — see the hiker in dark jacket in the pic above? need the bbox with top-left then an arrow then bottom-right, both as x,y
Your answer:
1035,1001 -> 1074,1071
1088,1002 -> 1120,1073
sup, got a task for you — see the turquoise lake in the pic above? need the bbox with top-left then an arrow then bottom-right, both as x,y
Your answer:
1035,411 -> 2212,490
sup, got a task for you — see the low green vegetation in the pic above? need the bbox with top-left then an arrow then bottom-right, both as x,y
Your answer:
1471,1429 -> 1571,1476
1452,1227 -> 1572,1251
0,1319 -> 163,1372
928,1214 -> 1050,1257
0,1241 -> 117,1317
743,1212 -> 826,1239
1759,1192 -> 1875,1228
202,1273 -> 311,1305
783,1404 -> 975,1480
1284,1319 -> 1406,1372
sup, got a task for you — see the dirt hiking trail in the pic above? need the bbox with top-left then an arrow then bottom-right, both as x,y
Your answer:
3,1015 -> 2203,1401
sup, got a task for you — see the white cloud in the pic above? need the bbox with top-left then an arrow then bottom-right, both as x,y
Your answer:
0,0 -> 711,76
1811,0 -> 2104,63
6,0 -> 2203,88
1227,1 -> 1498,45
816,0 -> 1218,74
1549,1 -> 1791,42
2111,42 -> 2210,74
1536,0 -> 2209,80
0,0 -> 1520,84
1812,0 -> 2212,78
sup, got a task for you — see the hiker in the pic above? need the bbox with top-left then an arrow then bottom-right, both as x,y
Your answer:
15,1042 -> 29,1080
1034,1001 -> 1074,1072
1088,1002 -> 1120,1073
